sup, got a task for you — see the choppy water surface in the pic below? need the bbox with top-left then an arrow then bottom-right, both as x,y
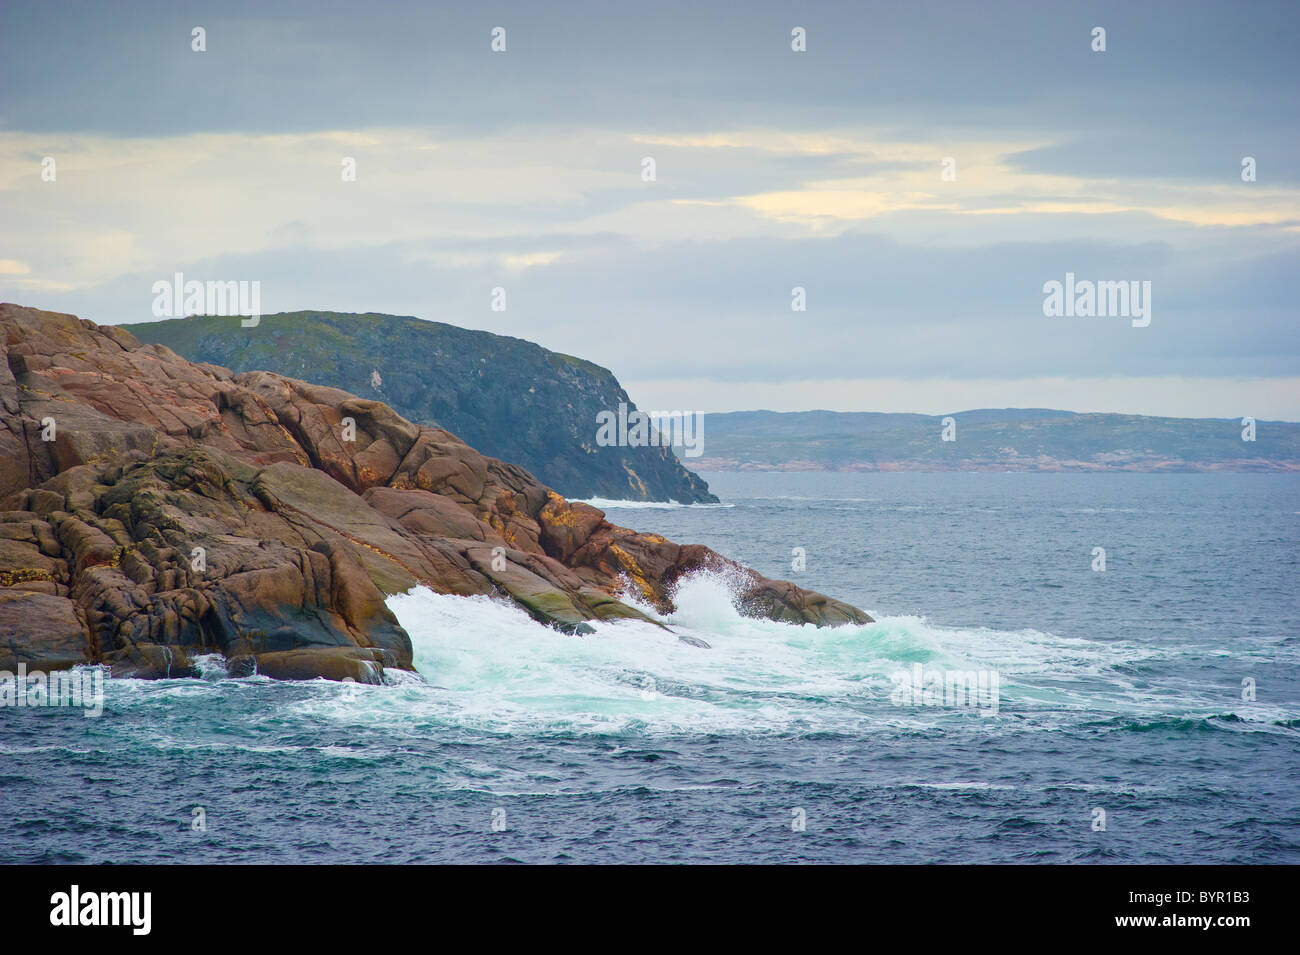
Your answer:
2,473 -> 1297,863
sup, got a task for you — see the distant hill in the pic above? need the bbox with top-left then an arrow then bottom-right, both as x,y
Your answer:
676,409 -> 1300,472
128,311 -> 717,502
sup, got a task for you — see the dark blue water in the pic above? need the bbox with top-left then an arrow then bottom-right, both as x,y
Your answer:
2,473 -> 1297,863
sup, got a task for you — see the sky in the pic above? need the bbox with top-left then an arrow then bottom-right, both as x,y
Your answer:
1,0 -> 1297,418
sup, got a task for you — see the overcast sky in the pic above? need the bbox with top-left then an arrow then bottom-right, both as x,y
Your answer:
2,0 -> 1297,418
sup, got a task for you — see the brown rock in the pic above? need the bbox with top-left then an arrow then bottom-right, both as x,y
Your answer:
0,302 -> 871,683
0,589 -> 90,670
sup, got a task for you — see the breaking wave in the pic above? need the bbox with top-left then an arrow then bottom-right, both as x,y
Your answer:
374,573 -> 1289,737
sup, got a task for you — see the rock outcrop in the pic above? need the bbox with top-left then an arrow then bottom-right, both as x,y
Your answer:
0,304 -> 870,682
129,310 -> 720,503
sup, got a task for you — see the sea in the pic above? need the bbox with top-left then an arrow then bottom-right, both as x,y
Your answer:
2,472 -> 1297,864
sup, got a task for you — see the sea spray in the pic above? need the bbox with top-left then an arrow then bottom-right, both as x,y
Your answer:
378,574 -> 1152,735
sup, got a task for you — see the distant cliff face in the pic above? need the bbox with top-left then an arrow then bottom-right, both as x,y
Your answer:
129,311 -> 717,503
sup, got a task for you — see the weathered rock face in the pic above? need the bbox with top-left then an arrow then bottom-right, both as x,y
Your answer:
128,310 -> 721,503
0,304 -> 870,682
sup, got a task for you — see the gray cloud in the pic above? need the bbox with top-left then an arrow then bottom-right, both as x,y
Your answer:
4,0 -> 1297,139
1,0 -> 1297,417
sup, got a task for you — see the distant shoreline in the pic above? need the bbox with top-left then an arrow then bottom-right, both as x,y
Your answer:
686,459 -> 1300,473
669,409 -> 1300,475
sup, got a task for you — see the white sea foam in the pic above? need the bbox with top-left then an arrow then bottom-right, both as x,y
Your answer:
375,572 -> 1200,736
75,575 -> 1291,740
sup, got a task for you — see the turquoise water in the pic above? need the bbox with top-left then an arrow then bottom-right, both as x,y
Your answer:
2,472 -> 1297,863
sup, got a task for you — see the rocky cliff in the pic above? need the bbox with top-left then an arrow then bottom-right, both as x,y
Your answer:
0,304 -> 868,683
128,311 -> 719,503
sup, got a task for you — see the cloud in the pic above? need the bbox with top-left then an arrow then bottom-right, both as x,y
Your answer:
1,0 -> 1296,418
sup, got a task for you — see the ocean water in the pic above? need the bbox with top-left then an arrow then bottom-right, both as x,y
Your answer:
2,472 -> 1297,864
